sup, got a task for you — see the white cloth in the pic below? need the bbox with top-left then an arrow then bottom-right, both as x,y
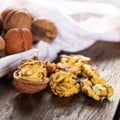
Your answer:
0,0 -> 120,77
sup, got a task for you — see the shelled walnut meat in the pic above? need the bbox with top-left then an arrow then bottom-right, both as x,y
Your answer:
4,28 -> 33,55
80,79 -> 113,101
57,54 -> 91,75
13,57 -> 49,94
49,70 -> 80,97
2,6 -> 32,31
31,18 -> 57,42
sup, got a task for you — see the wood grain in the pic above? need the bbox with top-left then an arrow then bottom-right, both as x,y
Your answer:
0,41 -> 120,120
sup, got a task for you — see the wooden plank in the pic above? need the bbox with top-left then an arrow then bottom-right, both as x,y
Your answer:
0,41 -> 120,120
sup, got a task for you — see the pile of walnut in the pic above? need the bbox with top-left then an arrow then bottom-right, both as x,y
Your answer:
0,6 -> 57,57
13,55 -> 114,101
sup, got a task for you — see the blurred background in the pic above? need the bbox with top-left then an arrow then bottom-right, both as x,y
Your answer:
69,0 -> 120,8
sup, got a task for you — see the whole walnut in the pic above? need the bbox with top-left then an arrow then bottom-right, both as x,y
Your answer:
0,15 -> 3,35
1,6 -> 31,21
31,18 -> 57,43
4,28 -> 33,55
0,36 -> 5,57
3,6 -> 32,31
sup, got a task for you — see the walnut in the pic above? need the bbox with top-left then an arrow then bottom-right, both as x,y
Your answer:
1,6 -> 32,21
49,70 -> 80,97
3,6 -> 32,31
81,64 -> 106,85
31,18 -> 57,43
57,54 -> 91,75
0,36 -> 5,57
60,55 -> 91,64
80,79 -> 114,101
0,15 -> 3,35
44,62 -> 57,76
4,28 -> 33,55
13,56 -> 49,94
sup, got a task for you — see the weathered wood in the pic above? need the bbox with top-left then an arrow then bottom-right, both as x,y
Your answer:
0,41 -> 120,120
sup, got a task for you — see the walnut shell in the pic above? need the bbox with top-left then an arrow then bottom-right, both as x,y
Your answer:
0,36 -> 5,57
2,6 -> 32,20
3,8 -> 32,30
0,15 -> 3,35
13,70 -> 49,94
0,36 -> 5,50
44,62 -> 57,76
13,57 -> 49,94
4,28 -> 33,55
31,18 -> 57,42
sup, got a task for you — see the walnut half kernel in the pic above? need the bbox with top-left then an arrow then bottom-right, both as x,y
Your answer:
49,70 -> 80,97
80,79 -> 114,101
57,54 -> 91,75
13,57 -> 49,94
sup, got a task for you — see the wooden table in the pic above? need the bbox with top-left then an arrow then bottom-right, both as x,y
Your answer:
0,41 -> 120,120
0,1 -> 120,120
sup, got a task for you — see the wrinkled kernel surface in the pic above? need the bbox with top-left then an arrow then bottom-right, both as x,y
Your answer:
57,55 -> 91,75
81,64 -> 106,85
18,58 -> 47,82
50,70 -> 80,97
80,79 -> 114,101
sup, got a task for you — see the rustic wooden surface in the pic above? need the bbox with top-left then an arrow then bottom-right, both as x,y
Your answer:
0,41 -> 120,120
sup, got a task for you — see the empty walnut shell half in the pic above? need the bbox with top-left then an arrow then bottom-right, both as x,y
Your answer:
3,7 -> 32,31
13,57 -> 49,94
4,28 -> 33,55
31,18 -> 57,43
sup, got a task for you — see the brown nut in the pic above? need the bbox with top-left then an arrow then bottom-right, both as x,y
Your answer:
0,15 -> 3,35
13,57 -> 49,94
13,71 -> 49,94
0,36 -> 5,57
44,62 -> 57,76
4,28 -> 33,55
0,36 -> 5,50
31,18 -> 57,43
1,6 -> 32,21
3,8 -> 32,31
